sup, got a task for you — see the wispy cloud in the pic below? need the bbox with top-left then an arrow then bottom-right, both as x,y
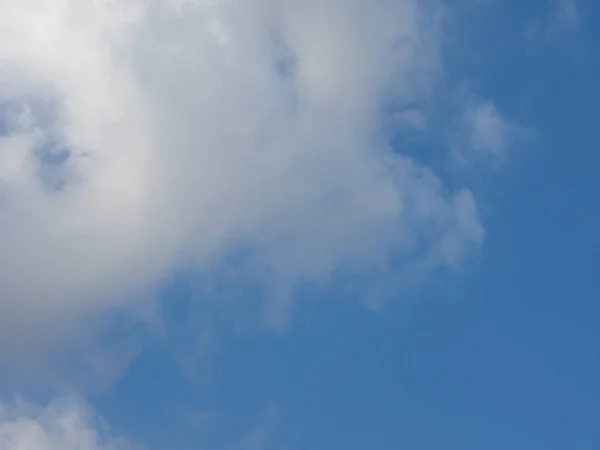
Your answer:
227,405 -> 280,450
452,100 -> 531,168
555,0 -> 580,30
524,0 -> 582,46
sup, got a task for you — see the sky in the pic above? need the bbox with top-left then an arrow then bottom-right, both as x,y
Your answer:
0,0 -> 598,449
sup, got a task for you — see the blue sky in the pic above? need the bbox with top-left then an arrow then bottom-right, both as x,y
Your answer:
0,1 -> 599,449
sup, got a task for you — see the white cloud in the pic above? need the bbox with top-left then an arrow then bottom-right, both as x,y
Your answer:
452,100 -> 528,167
469,103 -> 508,156
0,0 -> 491,366
0,396 -> 139,450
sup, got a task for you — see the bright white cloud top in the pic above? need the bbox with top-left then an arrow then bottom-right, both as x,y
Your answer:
0,0 -> 504,364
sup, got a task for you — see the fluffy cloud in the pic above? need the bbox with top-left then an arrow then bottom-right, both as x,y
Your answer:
0,397 -> 138,450
0,0 -> 489,363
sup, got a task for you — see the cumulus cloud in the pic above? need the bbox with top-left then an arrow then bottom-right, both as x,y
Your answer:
0,396 -> 138,450
0,0 -> 494,365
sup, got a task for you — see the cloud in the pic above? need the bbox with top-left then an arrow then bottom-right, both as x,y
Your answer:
0,396 -> 139,450
226,405 -> 280,450
555,0 -> 580,30
452,100 -> 529,168
524,0 -> 581,46
393,109 -> 428,131
0,0 -> 498,367
468,102 -> 508,157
